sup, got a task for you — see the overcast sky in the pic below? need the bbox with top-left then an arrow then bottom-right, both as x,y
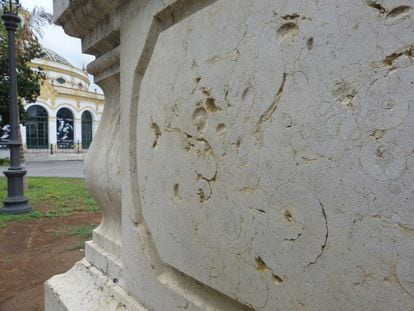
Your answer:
20,0 -> 101,92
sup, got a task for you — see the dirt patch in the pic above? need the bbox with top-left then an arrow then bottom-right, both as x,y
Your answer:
0,212 -> 100,311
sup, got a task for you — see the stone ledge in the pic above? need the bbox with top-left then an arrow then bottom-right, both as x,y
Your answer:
45,259 -> 146,311
92,228 -> 122,257
87,46 -> 121,81
85,240 -> 123,283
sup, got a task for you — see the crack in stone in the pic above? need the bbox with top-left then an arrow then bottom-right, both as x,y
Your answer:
171,130 -> 218,203
284,233 -> 303,242
247,206 -> 266,214
196,173 -> 216,204
383,45 -> 414,66
281,13 -> 301,20
307,200 -> 328,267
198,170 -> 217,183
255,72 -> 287,144
151,122 -> 161,147
370,44 -> 414,72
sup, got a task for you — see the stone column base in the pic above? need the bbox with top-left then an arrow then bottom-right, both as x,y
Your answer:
45,259 -> 146,311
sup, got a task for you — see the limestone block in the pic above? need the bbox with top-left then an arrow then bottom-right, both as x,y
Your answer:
49,0 -> 414,310
133,0 -> 414,309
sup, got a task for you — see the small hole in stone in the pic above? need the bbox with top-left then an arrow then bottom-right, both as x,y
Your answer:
277,22 -> 299,37
197,189 -> 206,203
284,210 -> 293,222
272,274 -> 283,284
376,147 -> 385,158
306,37 -> 314,50
216,123 -> 227,135
366,1 -> 386,13
193,223 -> 199,232
236,137 -> 242,148
206,97 -> 219,113
255,256 -> 269,272
242,86 -> 251,100
192,107 -> 208,131
173,183 -> 181,201
195,77 -> 201,83
387,5 -> 411,18
151,122 -> 161,148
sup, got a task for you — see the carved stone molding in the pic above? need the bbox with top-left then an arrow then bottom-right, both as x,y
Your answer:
54,0 -> 126,37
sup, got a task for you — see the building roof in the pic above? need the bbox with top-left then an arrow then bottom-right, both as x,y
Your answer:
42,48 -> 73,67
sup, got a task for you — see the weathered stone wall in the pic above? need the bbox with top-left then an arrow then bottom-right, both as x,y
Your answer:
47,0 -> 414,310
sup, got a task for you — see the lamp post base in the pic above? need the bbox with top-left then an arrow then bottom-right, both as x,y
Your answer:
0,198 -> 31,214
0,169 -> 31,214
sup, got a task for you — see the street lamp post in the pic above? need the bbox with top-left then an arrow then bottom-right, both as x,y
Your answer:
0,0 -> 31,214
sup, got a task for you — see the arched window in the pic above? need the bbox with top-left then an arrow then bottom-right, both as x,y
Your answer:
26,105 -> 48,149
56,108 -> 74,149
81,111 -> 93,149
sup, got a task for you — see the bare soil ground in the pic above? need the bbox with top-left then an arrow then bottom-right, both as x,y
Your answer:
0,211 -> 100,311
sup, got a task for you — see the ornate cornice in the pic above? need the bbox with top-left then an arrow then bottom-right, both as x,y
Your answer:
87,46 -> 120,83
54,0 -> 124,85
53,0 -> 126,38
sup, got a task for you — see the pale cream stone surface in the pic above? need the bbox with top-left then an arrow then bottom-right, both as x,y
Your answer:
45,259 -> 146,311
47,0 -> 414,310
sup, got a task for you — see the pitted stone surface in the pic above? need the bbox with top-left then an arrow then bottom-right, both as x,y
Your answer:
49,0 -> 414,310
136,0 -> 414,309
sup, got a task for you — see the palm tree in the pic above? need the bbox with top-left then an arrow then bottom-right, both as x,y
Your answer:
17,6 -> 54,55
24,6 -> 53,38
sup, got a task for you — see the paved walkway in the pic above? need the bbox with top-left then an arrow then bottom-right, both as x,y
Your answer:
0,160 -> 84,178
24,153 -> 85,162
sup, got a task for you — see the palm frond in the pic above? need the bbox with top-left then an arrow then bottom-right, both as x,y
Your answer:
26,6 -> 54,40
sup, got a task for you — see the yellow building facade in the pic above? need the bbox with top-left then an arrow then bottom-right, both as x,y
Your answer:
17,48 -> 104,151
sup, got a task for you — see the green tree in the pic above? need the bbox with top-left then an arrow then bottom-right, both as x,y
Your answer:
0,6 -> 53,124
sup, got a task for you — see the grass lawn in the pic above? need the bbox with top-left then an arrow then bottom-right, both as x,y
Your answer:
0,177 -> 100,242
0,177 -> 99,224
